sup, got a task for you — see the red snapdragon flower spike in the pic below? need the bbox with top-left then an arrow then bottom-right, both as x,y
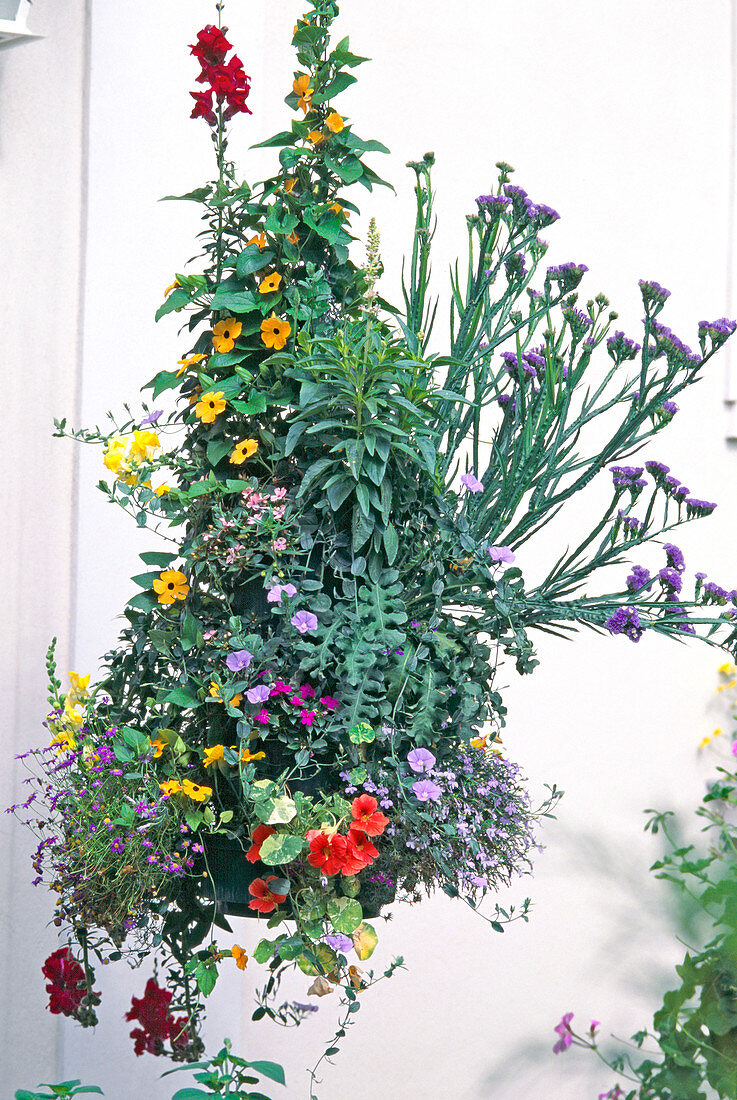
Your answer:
190,24 -> 232,65
246,823 -> 276,863
126,977 -> 175,1056
350,794 -> 389,836
248,875 -> 287,914
190,90 -> 216,125
307,829 -> 351,876
190,27 -> 252,127
42,947 -> 87,1017
347,827 -> 379,868
169,1016 -> 192,1051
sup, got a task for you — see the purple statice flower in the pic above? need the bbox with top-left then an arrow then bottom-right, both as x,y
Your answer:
606,330 -> 641,364
497,394 -> 516,413
139,409 -> 163,427
605,606 -> 644,642
664,595 -> 696,634
226,649 -> 253,672
245,684 -> 270,704
685,497 -> 717,518
504,252 -> 527,281
649,319 -> 698,366
563,306 -> 592,341
535,203 -> 560,227
645,460 -> 670,481
501,350 -> 521,377
698,316 -> 737,351
291,610 -> 318,634
617,511 -> 643,538
658,567 -> 682,594
266,582 -> 298,604
488,546 -> 515,564
475,194 -> 511,211
702,581 -> 729,605
546,261 -> 588,292
504,183 -> 538,223
638,279 -> 671,307
412,779 -> 442,802
663,543 -> 685,573
657,399 -> 679,420
553,1012 -> 574,1054
461,470 -> 484,494
626,565 -> 652,592
523,350 -> 546,376
407,748 -> 436,774
324,934 -> 353,954
110,838 -> 125,854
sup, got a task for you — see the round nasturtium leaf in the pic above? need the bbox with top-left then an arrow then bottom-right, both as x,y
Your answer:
352,921 -> 378,961
296,943 -> 338,976
348,722 -> 375,745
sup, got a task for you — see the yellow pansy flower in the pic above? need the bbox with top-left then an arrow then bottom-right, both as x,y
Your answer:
195,391 -> 227,424
229,438 -> 258,465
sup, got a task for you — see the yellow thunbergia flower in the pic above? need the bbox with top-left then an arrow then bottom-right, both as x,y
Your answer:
229,437 -> 258,465
246,232 -> 267,250
182,779 -> 212,802
150,737 -> 166,759
203,744 -> 225,768
177,352 -> 207,377
231,944 -> 248,970
164,279 -> 180,297
152,569 -> 189,606
154,484 -> 171,497
284,177 -> 297,193
195,391 -> 227,424
325,111 -> 344,133
260,315 -> 291,351
241,747 -> 266,764
258,272 -> 282,295
292,73 -> 313,113
228,693 -> 243,708
212,318 -> 242,353
307,129 -> 325,145
160,780 -> 183,797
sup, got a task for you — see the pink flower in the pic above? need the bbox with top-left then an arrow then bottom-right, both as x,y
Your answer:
266,582 -> 297,604
272,537 -> 287,551
273,506 -> 286,520
461,470 -> 484,493
553,1012 -> 574,1054
269,680 -> 293,696
300,684 -> 316,699
589,1019 -> 600,1035
300,709 -> 317,726
254,709 -> 270,724
272,486 -> 287,499
488,545 -> 516,564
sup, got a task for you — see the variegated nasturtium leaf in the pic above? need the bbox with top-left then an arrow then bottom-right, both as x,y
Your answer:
296,943 -> 338,977
258,832 -> 304,865
328,896 -> 363,934
352,921 -> 378,961
348,722 -> 375,745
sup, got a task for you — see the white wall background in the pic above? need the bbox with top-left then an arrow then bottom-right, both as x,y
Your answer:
4,1 -> 737,1097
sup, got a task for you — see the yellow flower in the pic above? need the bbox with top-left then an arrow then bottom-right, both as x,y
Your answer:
286,231 -> 300,246
307,129 -> 325,145
231,944 -> 248,970
209,681 -> 222,700
62,700 -> 84,728
203,744 -> 225,768
258,272 -> 282,295
292,73 -> 313,113
260,315 -> 291,351
152,569 -> 189,606
228,693 -> 243,709
182,779 -> 212,802
284,177 -> 297,193
50,729 -> 76,754
470,735 -> 488,750
159,779 -> 182,797
325,111 -> 344,133
195,391 -> 227,423
150,737 -> 166,758
103,436 -> 129,474
164,279 -> 180,297
154,483 -> 171,497
177,352 -> 207,377
330,202 -> 350,223
241,747 -> 266,764
67,671 -> 90,703
246,232 -> 267,250
229,437 -> 258,465
212,318 -> 242,353
130,429 -> 160,462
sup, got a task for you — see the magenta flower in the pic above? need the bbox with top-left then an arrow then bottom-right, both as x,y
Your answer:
300,683 -> 316,699
254,709 -> 269,724
407,747 -> 436,773
461,470 -> 484,493
589,1019 -> 600,1035
300,710 -> 316,726
553,1012 -> 574,1054
245,685 -> 270,704
320,695 -> 339,710
488,545 -> 516,564
291,610 -> 318,634
266,582 -> 297,604
412,779 -> 442,802
226,649 -> 253,672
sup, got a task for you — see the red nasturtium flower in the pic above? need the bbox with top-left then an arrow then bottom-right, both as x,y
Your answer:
306,829 -> 352,876
42,947 -> 88,1017
347,827 -> 379,867
126,977 -> 174,1056
246,823 -> 276,863
350,794 -> 389,836
248,875 -> 287,914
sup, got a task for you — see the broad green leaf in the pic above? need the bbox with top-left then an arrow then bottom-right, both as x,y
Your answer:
247,1061 -> 287,1086
258,832 -> 305,865
155,287 -> 191,321
328,897 -> 363,935
140,551 -> 177,567
236,248 -> 274,279
348,722 -> 375,745
264,796 -> 298,825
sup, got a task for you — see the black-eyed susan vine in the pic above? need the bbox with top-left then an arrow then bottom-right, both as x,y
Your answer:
13,0 -> 737,1092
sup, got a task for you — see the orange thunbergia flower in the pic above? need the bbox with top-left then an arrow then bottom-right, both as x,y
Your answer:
229,437 -> 258,465
195,391 -> 227,423
231,945 -> 248,970
292,73 -> 313,113
153,569 -> 189,605
150,737 -> 166,759
258,272 -> 282,295
260,315 -> 291,350
187,386 -> 202,406
181,779 -> 212,802
330,202 -> 351,223
177,352 -> 207,377
246,232 -> 267,250
284,177 -> 297,193
325,111 -> 344,133
212,318 -> 242,353
203,744 -> 225,768
164,279 -> 180,296
286,231 -> 300,245
307,129 -> 325,145
159,780 -> 182,797
228,693 -> 243,708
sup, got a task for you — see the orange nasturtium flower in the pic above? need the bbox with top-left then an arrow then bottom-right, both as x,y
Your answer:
159,779 -> 182,797
307,129 -> 325,146
286,231 -> 300,246
246,232 -> 267,250
230,437 -> 258,465
241,747 -> 266,764
258,271 -> 282,295
260,315 -> 291,351
212,318 -> 242,353
195,391 -> 227,424
153,569 -> 189,606
292,73 -> 313,113
150,737 -> 166,759
181,779 -> 212,802
177,352 -> 207,377
231,944 -> 248,970
325,111 -> 344,133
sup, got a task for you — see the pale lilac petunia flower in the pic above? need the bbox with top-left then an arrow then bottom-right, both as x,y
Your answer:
412,779 -> 442,802
226,649 -> 253,672
324,933 -> 353,953
487,545 -> 516,564
140,409 -> 163,427
245,685 -> 270,704
291,610 -> 318,634
266,582 -> 298,604
461,470 -> 484,493
407,747 -> 436,773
